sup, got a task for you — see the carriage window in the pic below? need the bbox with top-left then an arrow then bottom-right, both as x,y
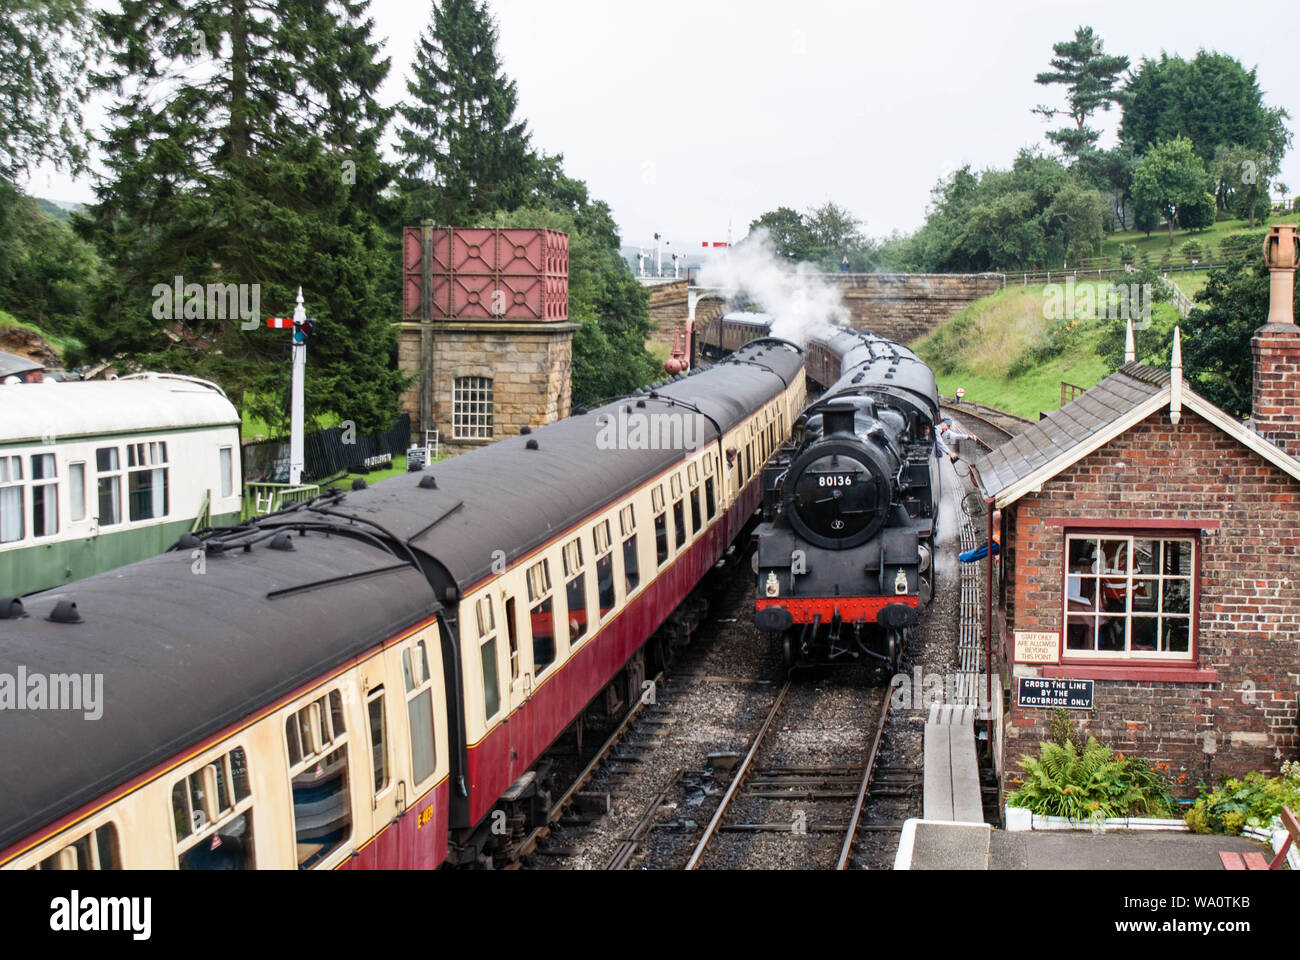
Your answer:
30,453 -> 57,537
623,533 -> 640,593
505,596 -> 520,680
691,488 -> 702,533
563,538 -> 588,644
172,747 -> 256,869
219,447 -> 234,499
1064,535 -> 1195,661
95,447 -> 122,526
620,503 -> 636,538
367,689 -> 388,794
670,474 -> 683,499
477,596 -> 501,721
687,462 -> 699,486
127,441 -> 169,521
651,485 -> 665,513
705,478 -> 717,519
35,823 -> 121,871
0,456 -> 22,543
673,500 -> 686,549
403,640 -> 438,786
527,559 -> 556,673
654,512 -> 669,566
69,462 -> 86,523
594,520 -> 615,618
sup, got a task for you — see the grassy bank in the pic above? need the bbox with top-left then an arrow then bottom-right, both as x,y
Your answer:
911,281 -> 1181,419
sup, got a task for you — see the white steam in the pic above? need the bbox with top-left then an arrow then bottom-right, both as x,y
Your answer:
696,228 -> 850,347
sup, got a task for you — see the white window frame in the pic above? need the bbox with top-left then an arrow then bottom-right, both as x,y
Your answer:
453,376 -> 494,440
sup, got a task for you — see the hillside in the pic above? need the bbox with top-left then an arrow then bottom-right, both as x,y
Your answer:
909,280 -> 1189,419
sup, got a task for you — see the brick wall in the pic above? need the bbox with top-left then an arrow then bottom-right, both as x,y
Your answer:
396,321 -> 576,451
1000,407 -> 1300,796
1252,322 -> 1300,456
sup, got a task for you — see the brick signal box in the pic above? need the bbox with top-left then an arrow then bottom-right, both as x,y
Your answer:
397,222 -> 577,450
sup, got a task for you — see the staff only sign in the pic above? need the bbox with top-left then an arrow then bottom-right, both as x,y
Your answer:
1016,677 -> 1094,710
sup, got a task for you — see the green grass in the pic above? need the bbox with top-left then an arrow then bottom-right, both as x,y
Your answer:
911,280 -> 1180,419
0,308 -> 82,359
1101,209 -> 1296,260
1167,272 -> 1210,299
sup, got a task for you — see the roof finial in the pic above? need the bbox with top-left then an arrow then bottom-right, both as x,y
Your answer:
1124,314 -> 1135,364
1170,326 -> 1183,426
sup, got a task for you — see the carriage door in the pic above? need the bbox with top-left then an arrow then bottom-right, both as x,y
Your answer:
501,590 -> 534,784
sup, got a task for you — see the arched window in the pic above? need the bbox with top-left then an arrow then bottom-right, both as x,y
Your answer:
453,376 -> 494,440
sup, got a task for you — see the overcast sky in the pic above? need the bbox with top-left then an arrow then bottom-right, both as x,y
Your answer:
23,0 -> 1300,254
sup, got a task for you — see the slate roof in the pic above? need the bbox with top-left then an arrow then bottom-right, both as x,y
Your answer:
974,363 -> 1167,501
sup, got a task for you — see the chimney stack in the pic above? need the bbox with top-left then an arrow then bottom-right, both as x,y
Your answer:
1251,225 -> 1300,453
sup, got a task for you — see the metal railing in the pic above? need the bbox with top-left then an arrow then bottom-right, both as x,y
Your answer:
243,482 -> 321,518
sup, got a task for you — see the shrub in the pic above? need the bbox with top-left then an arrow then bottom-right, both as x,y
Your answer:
1006,315 -> 1081,378
1007,736 -> 1177,820
1184,761 -> 1300,835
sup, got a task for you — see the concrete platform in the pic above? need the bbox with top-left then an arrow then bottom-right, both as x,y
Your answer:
896,821 -> 1272,870
990,832 -> 1273,870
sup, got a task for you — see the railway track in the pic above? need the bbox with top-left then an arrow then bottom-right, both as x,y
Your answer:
682,674 -> 902,870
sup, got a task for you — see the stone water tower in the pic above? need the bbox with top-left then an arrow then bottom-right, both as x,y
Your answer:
397,222 -> 577,451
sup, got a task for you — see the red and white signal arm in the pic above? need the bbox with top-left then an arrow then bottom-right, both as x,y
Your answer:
267,317 -> 293,329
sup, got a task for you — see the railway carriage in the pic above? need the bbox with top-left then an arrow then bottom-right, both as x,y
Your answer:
0,339 -> 805,869
0,373 -> 242,597
695,311 -> 774,362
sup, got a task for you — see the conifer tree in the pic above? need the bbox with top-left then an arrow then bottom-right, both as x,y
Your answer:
75,0 -> 404,434
396,0 -> 534,223
1034,26 -> 1129,160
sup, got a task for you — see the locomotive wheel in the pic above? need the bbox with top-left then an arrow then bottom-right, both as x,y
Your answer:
886,631 -> 901,676
783,634 -> 795,673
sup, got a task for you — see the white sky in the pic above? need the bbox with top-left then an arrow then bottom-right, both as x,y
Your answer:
22,0 -> 1300,253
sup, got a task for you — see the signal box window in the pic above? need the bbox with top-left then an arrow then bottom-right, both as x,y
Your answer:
402,641 -> 439,786
527,559 -> 557,673
453,376 -> 494,440
172,747 -> 255,869
35,823 -> 121,871
1064,535 -> 1194,660
285,691 -> 352,869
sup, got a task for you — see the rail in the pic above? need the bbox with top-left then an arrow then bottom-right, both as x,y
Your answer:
836,685 -> 894,869
685,679 -> 792,869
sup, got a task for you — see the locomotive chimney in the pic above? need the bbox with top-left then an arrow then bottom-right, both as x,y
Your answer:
1251,225 -> 1300,453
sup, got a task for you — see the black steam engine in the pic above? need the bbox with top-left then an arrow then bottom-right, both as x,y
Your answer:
753,330 -> 942,673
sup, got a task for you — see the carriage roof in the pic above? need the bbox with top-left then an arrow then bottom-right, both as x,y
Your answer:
0,376 -> 239,446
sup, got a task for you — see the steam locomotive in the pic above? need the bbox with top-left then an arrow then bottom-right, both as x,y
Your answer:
752,329 -> 942,673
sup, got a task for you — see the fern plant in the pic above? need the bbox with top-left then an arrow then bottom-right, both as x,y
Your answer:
1008,737 -> 1175,819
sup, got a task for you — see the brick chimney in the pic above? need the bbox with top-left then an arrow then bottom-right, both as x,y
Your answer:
1251,225 -> 1300,452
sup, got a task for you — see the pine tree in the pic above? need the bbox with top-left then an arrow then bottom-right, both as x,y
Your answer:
74,0 -> 405,434
1033,26 -> 1129,160
396,0 -> 534,223
0,0 -> 96,180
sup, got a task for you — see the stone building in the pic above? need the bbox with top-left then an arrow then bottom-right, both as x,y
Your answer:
972,225 -> 1300,797
396,224 -> 577,451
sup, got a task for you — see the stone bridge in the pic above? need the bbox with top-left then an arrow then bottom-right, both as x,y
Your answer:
639,273 -> 1008,351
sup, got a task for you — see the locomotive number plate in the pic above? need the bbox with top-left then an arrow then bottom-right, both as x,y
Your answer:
816,474 -> 855,488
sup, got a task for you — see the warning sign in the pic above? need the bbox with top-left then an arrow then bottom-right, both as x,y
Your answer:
1014,631 -> 1061,664
1016,677 -> 1094,710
